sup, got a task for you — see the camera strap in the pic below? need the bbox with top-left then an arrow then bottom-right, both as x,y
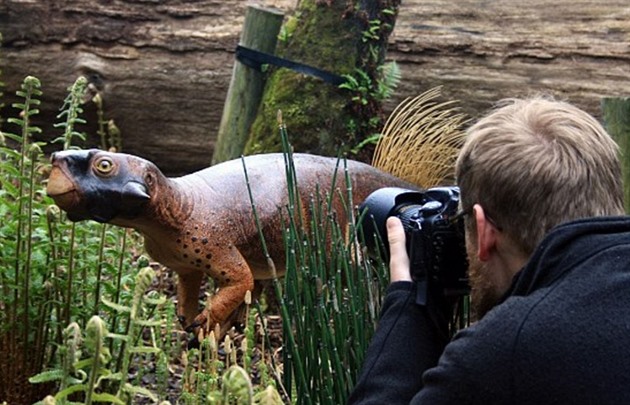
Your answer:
235,45 -> 346,86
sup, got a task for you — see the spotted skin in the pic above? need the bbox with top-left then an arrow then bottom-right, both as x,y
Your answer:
46,149 -> 418,336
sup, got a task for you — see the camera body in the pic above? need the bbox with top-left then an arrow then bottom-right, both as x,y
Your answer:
359,186 -> 470,304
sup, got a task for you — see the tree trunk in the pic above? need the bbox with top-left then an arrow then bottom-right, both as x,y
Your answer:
244,0 -> 401,161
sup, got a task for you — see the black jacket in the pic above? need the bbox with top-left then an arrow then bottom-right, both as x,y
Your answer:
349,216 -> 630,404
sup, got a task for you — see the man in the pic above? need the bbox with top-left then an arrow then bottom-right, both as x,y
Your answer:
349,97 -> 630,404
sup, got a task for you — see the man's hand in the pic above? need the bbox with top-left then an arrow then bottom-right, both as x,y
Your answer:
386,217 -> 412,282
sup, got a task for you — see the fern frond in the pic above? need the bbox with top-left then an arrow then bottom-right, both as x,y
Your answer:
53,76 -> 88,150
377,61 -> 401,100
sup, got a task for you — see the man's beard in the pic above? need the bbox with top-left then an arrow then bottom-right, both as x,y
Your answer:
466,242 -> 503,321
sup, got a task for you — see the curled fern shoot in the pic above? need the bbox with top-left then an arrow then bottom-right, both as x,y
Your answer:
221,366 -> 253,404
52,76 -> 88,150
83,316 -> 110,405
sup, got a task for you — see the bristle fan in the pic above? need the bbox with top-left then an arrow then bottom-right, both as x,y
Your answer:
372,87 -> 468,187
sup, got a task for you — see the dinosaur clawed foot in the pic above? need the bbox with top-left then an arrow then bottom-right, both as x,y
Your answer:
180,310 -> 239,349
184,319 -> 202,333
182,312 -> 222,348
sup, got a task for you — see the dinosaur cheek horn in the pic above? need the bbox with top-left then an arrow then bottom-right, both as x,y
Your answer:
121,181 -> 150,207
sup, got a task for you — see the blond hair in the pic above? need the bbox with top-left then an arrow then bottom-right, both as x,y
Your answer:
456,97 -> 624,256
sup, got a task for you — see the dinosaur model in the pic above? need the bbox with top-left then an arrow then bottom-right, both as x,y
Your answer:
46,150 -> 418,336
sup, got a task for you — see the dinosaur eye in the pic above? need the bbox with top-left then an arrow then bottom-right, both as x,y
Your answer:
94,157 -> 115,175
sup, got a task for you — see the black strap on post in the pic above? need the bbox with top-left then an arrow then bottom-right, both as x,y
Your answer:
235,45 -> 347,86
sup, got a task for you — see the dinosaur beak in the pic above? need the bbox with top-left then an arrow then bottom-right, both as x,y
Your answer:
47,163 -> 80,210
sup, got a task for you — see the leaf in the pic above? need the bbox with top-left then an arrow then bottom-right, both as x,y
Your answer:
122,383 -> 159,402
101,296 -> 132,313
95,372 -> 123,388
54,384 -> 87,400
7,117 -> 25,127
73,358 -> 95,369
29,369 -> 64,383
128,346 -> 161,354
106,333 -> 130,342
143,295 -> 167,306
91,393 -> 126,404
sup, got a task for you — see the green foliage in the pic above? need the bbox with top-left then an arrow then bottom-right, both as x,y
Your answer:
377,62 -> 401,101
245,0 -> 401,159
92,93 -> 122,152
340,69 -> 373,106
341,1 -> 401,153
29,268 -> 171,405
0,74 -> 286,404
339,61 -> 401,105
243,116 -> 389,404
1,72 -> 385,404
52,76 -> 89,150
361,19 -> 383,43
1,76 -> 56,402
0,75 -> 149,403
340,61 -> 401,154
340,62 -> 400,107
277,12 -> 300,43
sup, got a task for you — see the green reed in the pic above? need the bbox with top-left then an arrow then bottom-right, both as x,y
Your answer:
241,112 -> 388,404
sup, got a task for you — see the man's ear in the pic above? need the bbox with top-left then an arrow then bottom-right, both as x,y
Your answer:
474,204 -> 498,262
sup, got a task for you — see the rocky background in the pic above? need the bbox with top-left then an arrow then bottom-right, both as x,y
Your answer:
1,0 -> 629,175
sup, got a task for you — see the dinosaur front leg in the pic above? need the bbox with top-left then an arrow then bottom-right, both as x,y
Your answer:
192,248 -> 255,337
176,270 -> 204,330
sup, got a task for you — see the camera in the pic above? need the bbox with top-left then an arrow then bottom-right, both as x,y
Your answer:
359,186 -> 470,305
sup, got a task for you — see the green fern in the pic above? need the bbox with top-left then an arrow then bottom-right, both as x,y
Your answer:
91,92 -> 122,152
52,76 -> 88,150
376,61 -> 401,101
0,75 -> 144,403
31,267 -> 171,405
0,75 -> 53,402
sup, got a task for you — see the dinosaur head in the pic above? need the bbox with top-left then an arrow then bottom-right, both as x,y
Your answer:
47,149 -> 159,223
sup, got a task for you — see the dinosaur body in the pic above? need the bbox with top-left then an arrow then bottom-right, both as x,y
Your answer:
47,149 -> 418,334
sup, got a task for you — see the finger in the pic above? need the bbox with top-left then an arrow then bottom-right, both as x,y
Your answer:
387,217 -> 412,282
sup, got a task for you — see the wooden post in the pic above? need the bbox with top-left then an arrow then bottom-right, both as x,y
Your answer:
212,6 -> 284,165
602,97 -> 630,212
